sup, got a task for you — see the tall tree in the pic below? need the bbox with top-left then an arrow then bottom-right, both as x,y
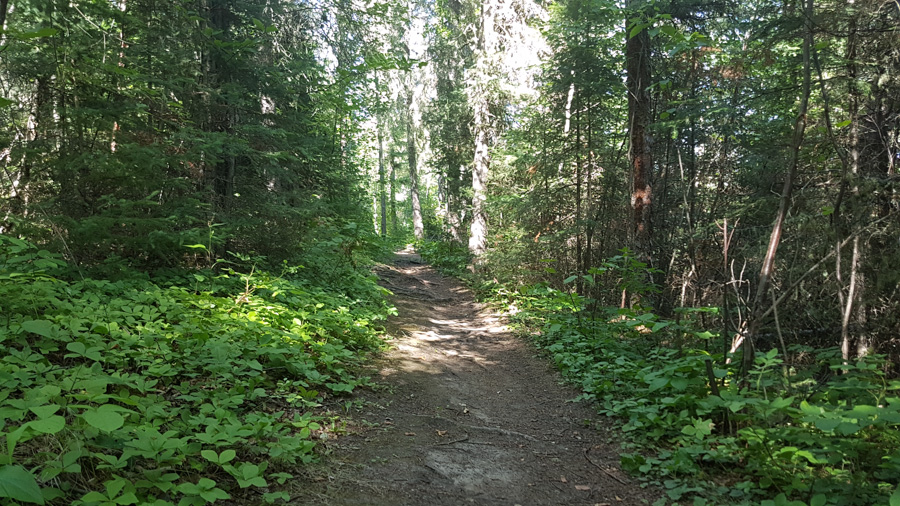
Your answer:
467,0 -> 497,256
738,0 -> 814,374
625,0 -> 654,272
406,83 -> 425,240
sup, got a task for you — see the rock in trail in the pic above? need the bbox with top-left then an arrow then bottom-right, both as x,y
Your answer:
294,250 -> 659,505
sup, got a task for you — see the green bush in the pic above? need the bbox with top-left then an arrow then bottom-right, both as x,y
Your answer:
496,256 -> 900,506
415,240 -> 471,276
0,234 -> 396,505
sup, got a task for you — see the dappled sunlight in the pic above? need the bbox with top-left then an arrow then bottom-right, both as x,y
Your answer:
410,329 -> 443,341
429,318 -> 464,326
376,255 -> 514,378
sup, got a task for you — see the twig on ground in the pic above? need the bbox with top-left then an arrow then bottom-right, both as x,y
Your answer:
410,414 -> 540,442
436,434 -> 469,446
583,448 -> 628,485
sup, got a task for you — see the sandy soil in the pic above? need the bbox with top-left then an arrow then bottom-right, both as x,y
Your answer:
291,250 -> 661,506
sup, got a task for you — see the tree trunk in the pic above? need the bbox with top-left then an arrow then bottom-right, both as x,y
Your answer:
468,0 -> 496,257
739,0 -> 814,375
0,0 -> 10,32
833,13 -> 866,362
390,152 -> 398,235
406,89 -> 424,240
584,103 -> 593,285
575,91 -> 583,293
447,159 -> 463,244
625,0 -> 653,270
378,117 -> 387,237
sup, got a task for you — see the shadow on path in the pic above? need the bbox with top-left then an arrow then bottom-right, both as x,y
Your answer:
291,250 -> 660,506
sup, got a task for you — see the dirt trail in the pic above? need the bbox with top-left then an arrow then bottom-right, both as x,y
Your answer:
293,251 -> 660,505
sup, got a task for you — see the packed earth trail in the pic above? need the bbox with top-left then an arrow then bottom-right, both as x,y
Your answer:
294,250 -> 661,505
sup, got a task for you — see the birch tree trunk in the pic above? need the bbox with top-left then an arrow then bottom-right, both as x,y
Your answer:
406,88 -> 424,240
468,0 -> 496,257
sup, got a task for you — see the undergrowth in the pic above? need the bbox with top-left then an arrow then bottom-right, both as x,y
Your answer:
0,234 -> 396,505
483,255 -> 900,506
414,240 -> 471,278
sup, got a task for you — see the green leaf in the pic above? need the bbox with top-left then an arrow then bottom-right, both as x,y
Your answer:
563,275 -> 578,284
115,492 -> 138,504
326,382 -> 354,393
0,465 -> 45,504
810,494 -> 826,506
200,488 -> 230,502
835,421 -> 861,435
648,377 -> 669,392
659,25 -> 678,37
890,488 -> 900,506
66,342 -> 102,361
29,404 -> 60,419
848,404 -> 879,417
82,405 -> 125,432
814,418 -> 841,432
65,342 -> 86,356
670,378 -> 688,391
201,449 -> 236,465
834,119 -> 852,128
630,22 -> 648,38
728,401 -> 746,412
0,97 -> 15,108
81,491 -> 108,502
20,320 -> 54,338
263,491 -> 290,503
799,400 -> 822,415
27,415 -> 65,434
20,27 -> 58,39
795,450 -> 825,464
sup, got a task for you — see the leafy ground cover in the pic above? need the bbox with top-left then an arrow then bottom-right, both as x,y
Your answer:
477,256 -> 900,506
0,234 -> 396,505
414,240 -> 472,278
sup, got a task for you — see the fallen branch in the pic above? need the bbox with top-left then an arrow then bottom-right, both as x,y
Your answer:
583,448 -> 628,485
435,434 -> 469,446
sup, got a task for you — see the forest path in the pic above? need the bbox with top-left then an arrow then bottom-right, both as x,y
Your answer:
292,249 -> 659,505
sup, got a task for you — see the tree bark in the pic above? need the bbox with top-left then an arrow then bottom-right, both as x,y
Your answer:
739,0 -> 814,375
447,159 -> 463,244
378,116 -> 387,237
406,88 -> 424,240
625,0 -> 653,269
0,0 -> 10,32
468,0 -> 496,257
833,13 -> 865,362
575,90 -> 583,293
584,104 -> 593,284
390,152 -> 398,235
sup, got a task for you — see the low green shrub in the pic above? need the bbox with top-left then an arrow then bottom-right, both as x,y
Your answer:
415,240 -> 471,276
0,234 -> 396,505
497,263 -> 900,506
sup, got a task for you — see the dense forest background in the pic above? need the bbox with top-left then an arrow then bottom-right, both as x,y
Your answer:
1,0 -> 899,503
